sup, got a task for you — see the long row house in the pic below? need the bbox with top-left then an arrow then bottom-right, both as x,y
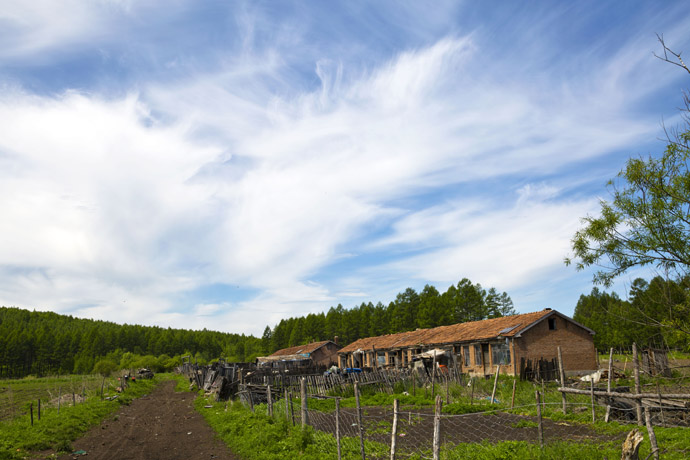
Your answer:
337,309 -> 597,377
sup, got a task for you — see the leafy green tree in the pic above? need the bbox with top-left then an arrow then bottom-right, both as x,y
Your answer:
567,42 -> 690,340
93,359 -> 118,377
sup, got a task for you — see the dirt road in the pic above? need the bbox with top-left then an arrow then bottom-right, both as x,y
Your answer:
54,381 -> 237,460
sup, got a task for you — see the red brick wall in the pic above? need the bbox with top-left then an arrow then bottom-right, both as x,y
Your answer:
514,315 -> 597,375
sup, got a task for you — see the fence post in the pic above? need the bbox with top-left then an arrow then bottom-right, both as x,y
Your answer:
605,347 -> 613,422
284,387 -> 289,422
431,351 -> 437,400
30,402 -> 34,426
390,399 -> 399,460
58,387 -> 61,414
336,398 -> 342,460
644,407 -> 660,460
491,364 -> 500,404
433,395 -> 442,460
101,377 -> 105,400
535,390 -> 543,448
558,346 -> 567,415
511,379 -> 517,410
38,398 -> 41,421
354,381 -> 366,460
470,377 -> 475,405
290,391 -> 295,426
300,378 -> 308,428
590,379 -> 595,423
267,384 -> 273,417
633,343 -> 642,426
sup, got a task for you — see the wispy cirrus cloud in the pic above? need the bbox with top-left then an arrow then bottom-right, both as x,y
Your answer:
1,2 -> 689,335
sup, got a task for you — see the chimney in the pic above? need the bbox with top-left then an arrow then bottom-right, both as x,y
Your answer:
334,336 -> 339,345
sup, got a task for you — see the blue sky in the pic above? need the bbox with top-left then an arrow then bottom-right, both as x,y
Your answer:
1,1 -> 690,336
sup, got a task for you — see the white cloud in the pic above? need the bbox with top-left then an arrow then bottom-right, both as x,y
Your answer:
1,3 -> 688,336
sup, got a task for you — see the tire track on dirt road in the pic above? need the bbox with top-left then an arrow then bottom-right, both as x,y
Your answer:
56,381 -> 237,460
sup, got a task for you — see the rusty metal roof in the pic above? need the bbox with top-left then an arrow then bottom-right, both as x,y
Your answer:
338,309 -> 559,354
270,340 -> 338,357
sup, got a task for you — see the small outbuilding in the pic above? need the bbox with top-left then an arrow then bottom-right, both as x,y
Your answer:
337,309 -> 596,378
257,340 -> 341,370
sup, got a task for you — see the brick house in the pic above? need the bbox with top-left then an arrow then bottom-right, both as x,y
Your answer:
337,309 -> 596,377
257,340 -> 341,369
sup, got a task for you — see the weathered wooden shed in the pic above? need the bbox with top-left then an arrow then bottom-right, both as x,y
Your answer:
337,309 -> 596,377
257,340 -> 341,369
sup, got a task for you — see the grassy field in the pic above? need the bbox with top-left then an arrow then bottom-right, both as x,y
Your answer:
194,374 -> 690,460
0,373 -> 182,459
0,375 -> 122,423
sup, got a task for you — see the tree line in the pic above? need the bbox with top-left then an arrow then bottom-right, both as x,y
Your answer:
0,307 -> 263,378
574,276 -> 690,352
0,278 -> 514,378
263,278 -> 515,353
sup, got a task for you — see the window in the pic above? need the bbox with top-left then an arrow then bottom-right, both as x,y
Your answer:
377,352 -> 386,365
491,341 -> 511,365
548,318 -> 556,330
463,346 -> 471,366
474,344 -> 482,366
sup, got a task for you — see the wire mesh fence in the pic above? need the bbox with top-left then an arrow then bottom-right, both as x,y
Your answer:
243,367 -> 690,460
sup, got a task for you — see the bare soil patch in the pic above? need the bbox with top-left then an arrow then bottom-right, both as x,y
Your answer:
42,381 -> 236,460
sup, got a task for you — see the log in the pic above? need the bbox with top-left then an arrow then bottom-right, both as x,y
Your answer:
557,387 -> 690,400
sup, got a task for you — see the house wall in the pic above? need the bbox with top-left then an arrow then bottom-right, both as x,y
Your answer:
310,342 -> 341,367
514,315 -> 597,375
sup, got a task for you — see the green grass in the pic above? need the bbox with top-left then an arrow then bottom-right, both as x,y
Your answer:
194,375 -> 690,460
0,373 -> 179,460
194,395 -> 391,460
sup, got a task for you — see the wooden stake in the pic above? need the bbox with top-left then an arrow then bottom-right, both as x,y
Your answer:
354,382 -> 365,460
633,343 -> 642,426
336,398 -> 342,460
390,399 -> 399,460
290,391 -> 295,426
511,379 -> 516,410
445,373 -> 450,405
657,382 -> 665,426
284,387 -> 289,422
557,346 -> 567,414
541,379 -> 545,412
644,407 -> 660,460
470,377 -> 475,405
432,395 -> 443,460
491,364 -> 500,404
605,347 -> 613,422
30,402 -> 34,426
535,391 -> 543,448
58,387 -> 61,414
267,384 -> 273,417
300,378 -> 308,428
590,379 -> 595,423
38,398 -> 41,421
431,351 -> 437,400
